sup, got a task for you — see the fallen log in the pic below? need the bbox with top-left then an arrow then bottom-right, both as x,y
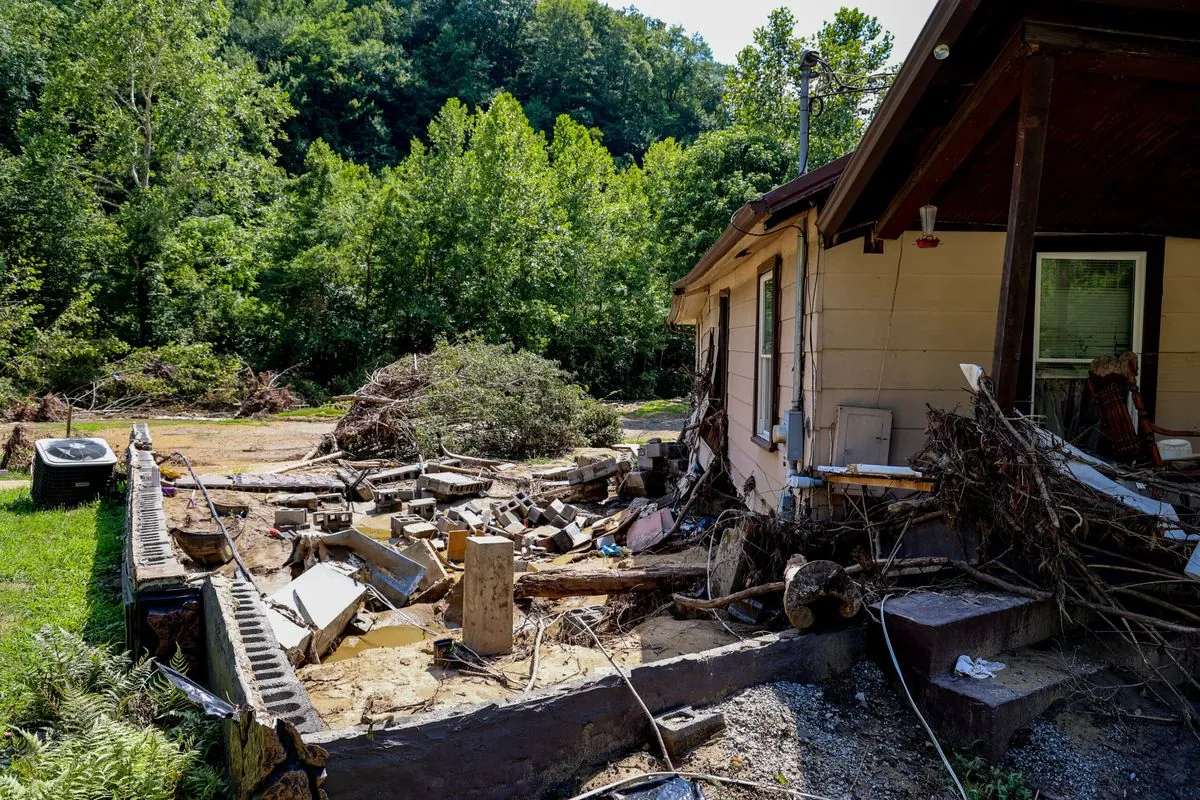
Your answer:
513,565 -> 706,600
272,450 -> 346,474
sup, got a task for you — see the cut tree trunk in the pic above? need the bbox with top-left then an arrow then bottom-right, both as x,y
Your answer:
513,565 -> 706,600
783,554 -> 862,631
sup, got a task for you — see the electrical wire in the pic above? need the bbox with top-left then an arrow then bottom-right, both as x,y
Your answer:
572,610 -> 675,772
879,594 -> 968,800
567,771 -> 839,800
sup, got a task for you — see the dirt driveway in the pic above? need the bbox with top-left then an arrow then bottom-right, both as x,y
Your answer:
4,417 -> 336,472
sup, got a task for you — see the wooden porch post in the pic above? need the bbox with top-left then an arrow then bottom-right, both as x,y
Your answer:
992,53 -> 1054,410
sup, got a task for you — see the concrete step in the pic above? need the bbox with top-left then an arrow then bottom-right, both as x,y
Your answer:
918,647 -> 1103,759
873,589 -> 1073,677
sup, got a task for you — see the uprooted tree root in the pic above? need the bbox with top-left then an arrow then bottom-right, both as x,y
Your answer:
2,423 -> 34,471
5,394 -> 68,423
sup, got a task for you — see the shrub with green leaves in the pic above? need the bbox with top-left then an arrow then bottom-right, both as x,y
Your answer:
0,628 -> 228,800
417,340 -> 621,458
336,339 -> 621,460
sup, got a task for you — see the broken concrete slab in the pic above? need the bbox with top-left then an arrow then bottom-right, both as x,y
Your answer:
394,519 -> 436,539
266,563 -> 368,661
398,539 -> 448,593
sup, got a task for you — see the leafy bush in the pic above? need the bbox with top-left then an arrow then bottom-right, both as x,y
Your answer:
335,339 -> 622,460
0,628 -> 227,800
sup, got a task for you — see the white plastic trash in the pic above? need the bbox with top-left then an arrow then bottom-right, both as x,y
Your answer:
1158,438 -> 1194,461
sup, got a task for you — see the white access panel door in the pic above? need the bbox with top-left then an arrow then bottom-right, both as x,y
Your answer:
832,406 -> 893,467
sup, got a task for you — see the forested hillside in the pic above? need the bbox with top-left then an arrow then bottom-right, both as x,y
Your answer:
0,0 -> 892,406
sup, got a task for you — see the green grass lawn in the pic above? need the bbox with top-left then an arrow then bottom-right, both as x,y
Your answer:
0,488 -> 124,715
624,399 -> 689,418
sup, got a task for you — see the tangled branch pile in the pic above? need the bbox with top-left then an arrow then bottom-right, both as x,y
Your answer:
236,371 -> 301,418
5,394 -> 68,422
330,340 -> 621,461
1,422 -> 34,471
907,373 -> 1200,718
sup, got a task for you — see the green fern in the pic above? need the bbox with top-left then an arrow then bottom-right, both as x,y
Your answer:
0,627 -> 230,800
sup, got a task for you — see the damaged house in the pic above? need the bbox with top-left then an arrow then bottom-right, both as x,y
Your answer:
672,0 -> 1200,516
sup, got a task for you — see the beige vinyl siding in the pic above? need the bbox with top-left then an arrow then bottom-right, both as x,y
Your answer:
690,225 -> 806,513
1153,238 -> 1200,445
811,231 -> 1005,466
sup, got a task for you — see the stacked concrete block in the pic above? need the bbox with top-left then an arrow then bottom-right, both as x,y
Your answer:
312,509 -> 352,532
405,497 -> 437,519
373,487 -> 406,513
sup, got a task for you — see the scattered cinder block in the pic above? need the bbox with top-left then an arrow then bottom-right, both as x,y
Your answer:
420,471 -> 492,499
312,509 -> 352,532
400,520 -> 437,539
390,513 -> 423,536
449,507 -> 484,529
406,497 -> 436,519
566,456 -> 622,485
373,487 -> 406,513
274,508 -> 307,529
503,520 -> 526,538
527,506 -> 546,525
524,524 -> 558,550
654,706 -> 726,759
552,521 -> 590,552
644,439 -> 666,459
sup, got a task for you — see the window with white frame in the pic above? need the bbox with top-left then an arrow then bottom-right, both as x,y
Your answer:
755,270 -> 776,440
1033,251 -> 1145,437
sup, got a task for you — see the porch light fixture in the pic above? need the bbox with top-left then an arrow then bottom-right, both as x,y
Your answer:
915,203 -> 941,248
933,43 -> 950,60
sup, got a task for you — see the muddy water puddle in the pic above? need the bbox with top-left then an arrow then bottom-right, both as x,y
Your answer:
324,624 -> 434,663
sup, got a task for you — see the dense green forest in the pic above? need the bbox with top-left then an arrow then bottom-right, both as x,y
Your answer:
0,0 -> 893,406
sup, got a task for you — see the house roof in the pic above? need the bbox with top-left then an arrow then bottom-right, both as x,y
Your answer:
671,153 -> 851,293
819,0 -> 1200,241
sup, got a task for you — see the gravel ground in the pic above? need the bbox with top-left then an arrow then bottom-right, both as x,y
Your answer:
571,661 -> 1200,800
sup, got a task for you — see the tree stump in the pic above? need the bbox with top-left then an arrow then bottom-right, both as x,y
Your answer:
782,554 -> 862,631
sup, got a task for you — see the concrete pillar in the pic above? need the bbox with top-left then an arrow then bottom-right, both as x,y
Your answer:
463,535 -> 514,656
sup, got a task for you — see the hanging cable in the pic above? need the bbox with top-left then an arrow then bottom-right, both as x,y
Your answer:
879,594 -> 969,800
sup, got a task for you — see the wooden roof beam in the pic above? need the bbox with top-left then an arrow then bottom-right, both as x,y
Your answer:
873,33 -> 1029,241
1027,19 -> 1200,83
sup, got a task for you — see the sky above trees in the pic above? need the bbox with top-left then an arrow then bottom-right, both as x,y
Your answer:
598,0 -> 933,64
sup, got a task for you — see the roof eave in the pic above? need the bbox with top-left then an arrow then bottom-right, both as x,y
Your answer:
817,0 -> 982,238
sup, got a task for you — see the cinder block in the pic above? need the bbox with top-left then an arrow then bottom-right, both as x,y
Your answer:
401,521 -> 437,539
552,521 -> 589,553
312,509 -> 352,532
274,508 -> 307,528
390,513 -> 423,536
528,506 -> 545,525
398,539 -> 448,591
406,497 -> 436,519
644,439 -> 666,459
654,706 -> 726,759
449,507 -> 484,529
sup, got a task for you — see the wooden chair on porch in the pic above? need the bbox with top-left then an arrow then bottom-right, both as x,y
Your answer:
1087,352 -> 1200,468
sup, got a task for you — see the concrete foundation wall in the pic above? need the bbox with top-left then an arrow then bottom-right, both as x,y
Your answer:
306,627 -> 865,800
203,574 -> 323,734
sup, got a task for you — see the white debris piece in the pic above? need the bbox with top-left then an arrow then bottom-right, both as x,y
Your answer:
955,655 -> 1006,680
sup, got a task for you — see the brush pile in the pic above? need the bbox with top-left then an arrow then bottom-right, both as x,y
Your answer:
328,339 -> 620,461
1,422 -> 34,471
904,371 -> 1200,718
5,393 -> 68,422
236,370 -> 301,418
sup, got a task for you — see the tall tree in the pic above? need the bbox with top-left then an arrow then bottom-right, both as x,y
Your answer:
21,0 -> 291,345
725,6 -> 893,169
